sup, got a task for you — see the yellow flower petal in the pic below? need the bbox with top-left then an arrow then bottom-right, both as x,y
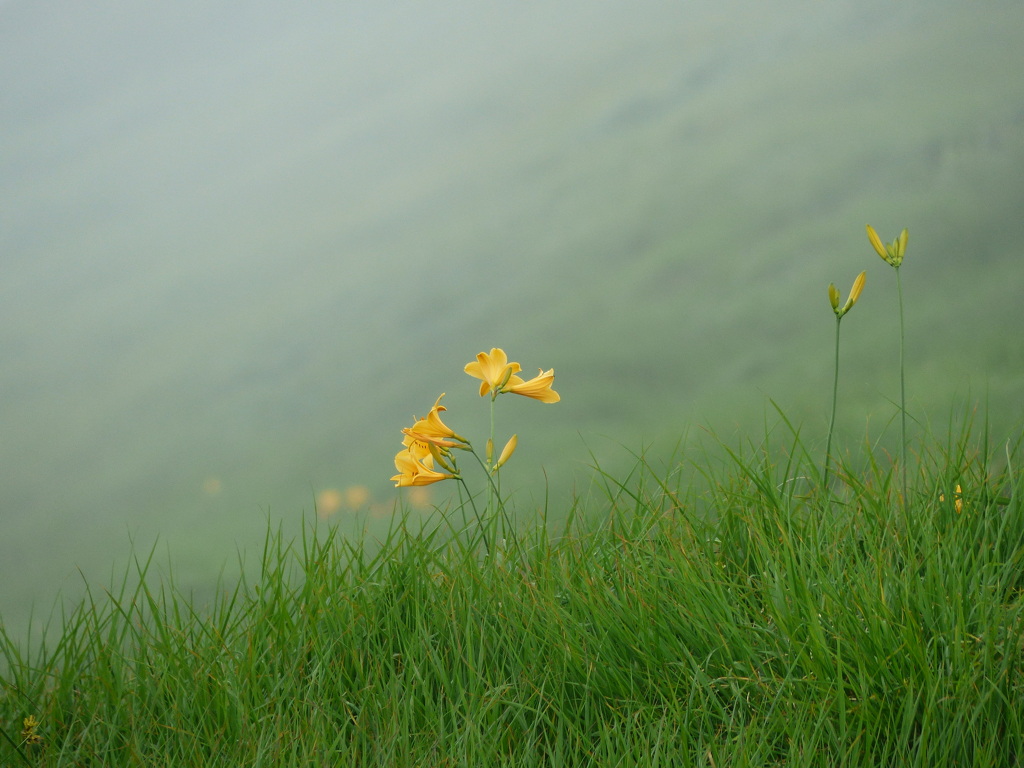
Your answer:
401,394 -> 469,447
505,368 -> 560,403
391,446 -> 454,487
464,348 -> 522,397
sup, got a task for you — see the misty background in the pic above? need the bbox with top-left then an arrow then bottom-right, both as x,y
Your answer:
3,0 -> 1023,642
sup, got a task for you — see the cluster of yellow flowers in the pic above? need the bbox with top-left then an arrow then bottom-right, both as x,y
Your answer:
463,348 -> 560,403
391,348 -> 560,488
21,715 -> 42,746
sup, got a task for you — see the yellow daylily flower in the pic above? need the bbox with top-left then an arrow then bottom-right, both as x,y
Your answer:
829,271 -> 866,318
866,224 -> 908,267
391,445 -> 455,487
505,368 -> 560,403
465,348 -> 521,397
400,394 -> 469,448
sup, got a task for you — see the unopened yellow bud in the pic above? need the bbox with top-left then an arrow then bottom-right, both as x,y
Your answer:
842,270 -> 866,313
829,271 -> 866,318
486,438 -> 494,464
494,434 -> 518,470
866,224 -> 886,260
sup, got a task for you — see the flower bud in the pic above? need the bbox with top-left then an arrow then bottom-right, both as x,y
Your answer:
841,271 -> 866,314
494,434 -> 518,470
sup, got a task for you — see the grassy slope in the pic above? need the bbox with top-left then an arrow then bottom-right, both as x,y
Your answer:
2,418 -> 1021,766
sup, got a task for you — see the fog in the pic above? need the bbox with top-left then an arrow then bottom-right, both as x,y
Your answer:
3,0 -> 1023,641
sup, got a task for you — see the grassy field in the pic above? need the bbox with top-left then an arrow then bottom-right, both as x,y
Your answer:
5,238 -> 1022,763
3,3 -> 1024,761
2,406 -> 1021,765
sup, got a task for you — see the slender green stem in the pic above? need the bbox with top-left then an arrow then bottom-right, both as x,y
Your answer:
468,448 -> 504,514
457,475 -> 489,555
487,394 -> 497,509
824,315 -> 842,490
462,435 -> 515,558
896,266 -> 908,506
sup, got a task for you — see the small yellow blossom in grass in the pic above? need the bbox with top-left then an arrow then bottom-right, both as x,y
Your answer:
506,368 -> 560,403
828,270 -> 867,319
465,348 -> 522,397
940,484 -> 964,514
867,224 -> 908,267
21,715 -> 42,745
391,443 -> 456,487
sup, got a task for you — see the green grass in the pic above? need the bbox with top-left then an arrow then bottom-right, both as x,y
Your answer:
3,414 -> 1022,766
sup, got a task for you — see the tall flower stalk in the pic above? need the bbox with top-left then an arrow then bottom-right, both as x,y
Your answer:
466,348 -> 559,512
823,270 -> 866,490
867,224 -> 909,505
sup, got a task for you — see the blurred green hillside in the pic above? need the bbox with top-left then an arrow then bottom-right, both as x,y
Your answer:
1,0 -> 1022,643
